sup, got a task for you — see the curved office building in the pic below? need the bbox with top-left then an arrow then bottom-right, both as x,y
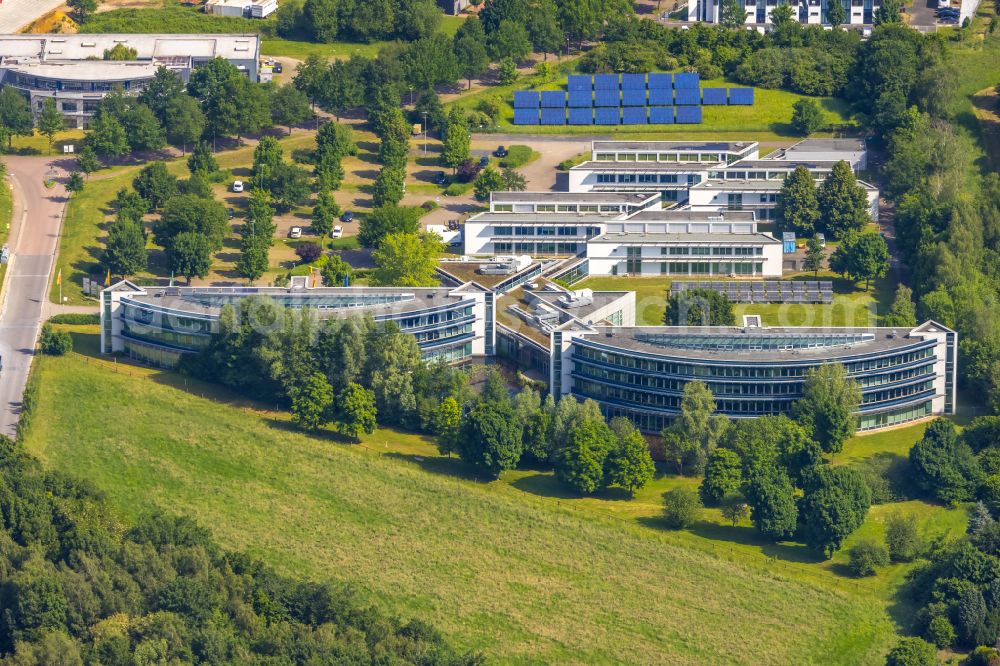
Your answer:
101,281 -> 492,367
552,322 -> 957,432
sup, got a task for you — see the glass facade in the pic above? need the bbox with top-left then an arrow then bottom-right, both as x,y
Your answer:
569,337 -> 941,432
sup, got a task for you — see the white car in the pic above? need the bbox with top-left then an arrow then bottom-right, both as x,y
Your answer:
289,226 -> 302,239
332,226 -> 343,239
231,180 -> 244,193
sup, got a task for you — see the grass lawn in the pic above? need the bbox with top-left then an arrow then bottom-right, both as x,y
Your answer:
455,73 -> 854,138
0,174 -> 12,289
262,16 -> 464,60
8,129 -> 86,155
82,1 -> 270,34
575,274 -> 891,327
21,333 -> 967,664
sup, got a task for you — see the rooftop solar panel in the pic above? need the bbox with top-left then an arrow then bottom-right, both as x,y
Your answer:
676,106 -> 702,124
594,90 -> 620,107
568,107 -> 593,125
594,74 -> 619,90
594,107 -> 620,125
567,75 -> 591,91
729,88 -> 754,105
568,90 -> 592,107
674,72 -> 700,89
621,73 -> 646,90
622,88 -> 646,106
513,108 -> 539,125
512,91 -> 539,108
648,88 -> 673,106
540,107 -> 566,125
702,87 -> 727,105
622,107 -> 647,125
540,91 -> 566,108
648,73 -> 672,89
649,106 -> 674,124
675,88 -> 700,106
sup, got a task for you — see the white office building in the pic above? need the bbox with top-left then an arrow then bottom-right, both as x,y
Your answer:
687,0 -> 881,27
0,34 -> 261,128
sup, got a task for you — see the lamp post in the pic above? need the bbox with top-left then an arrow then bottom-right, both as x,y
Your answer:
422,111 -> 428,156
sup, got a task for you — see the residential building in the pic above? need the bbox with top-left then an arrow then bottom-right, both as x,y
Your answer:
688,0 -> 881,27
0,34 -> 261,128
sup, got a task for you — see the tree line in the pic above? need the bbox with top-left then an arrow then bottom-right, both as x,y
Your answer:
0,432 -> 478,663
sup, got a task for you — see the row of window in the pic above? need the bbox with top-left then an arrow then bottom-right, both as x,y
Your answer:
396,307 -> 473,329
595,173 -> 700,185
493,242 -> 579,255
612,261 -> 763,276
122,323 -> 210,352
410,324 -> 473,344
594,152 -> 729,163
573,343 -> 935,378
660,246 -> 764,256
492,226 -> 601,237
858,401 -> 931,431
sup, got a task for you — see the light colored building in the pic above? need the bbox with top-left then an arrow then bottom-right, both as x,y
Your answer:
688,0 -> 882,27
206,0 -> 278,18
0,34 -> 261,128
100,280 -> 493,367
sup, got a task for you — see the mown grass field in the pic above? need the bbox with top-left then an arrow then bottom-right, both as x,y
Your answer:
575,274 -> 893,327
20,329 -> 969,664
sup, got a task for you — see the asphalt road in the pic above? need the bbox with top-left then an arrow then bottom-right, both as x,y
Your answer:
0,0 -> 65,33
0,157 -> 68,438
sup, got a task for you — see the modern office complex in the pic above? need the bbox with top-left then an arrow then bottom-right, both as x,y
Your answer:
0,34 -> 261,128
688,0 -> 881,27
550,320 -> 957,433
100,280 -> 493,368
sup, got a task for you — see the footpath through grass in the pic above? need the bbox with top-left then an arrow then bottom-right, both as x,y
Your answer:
23,335 -> 914,665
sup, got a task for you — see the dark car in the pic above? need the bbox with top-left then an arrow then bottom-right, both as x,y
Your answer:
434,171 -> 448,185
227,207 -> 235,219
273,61 -> 283,73
493,146 -> 508,158
340,211 -> 354,223
479,155 -> 490,168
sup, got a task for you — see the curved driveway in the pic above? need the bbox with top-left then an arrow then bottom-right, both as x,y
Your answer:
0,157 -> 68,437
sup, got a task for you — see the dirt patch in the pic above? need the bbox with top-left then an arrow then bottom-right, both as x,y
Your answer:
24,9 -> 78,33
972,86 -> 1000,173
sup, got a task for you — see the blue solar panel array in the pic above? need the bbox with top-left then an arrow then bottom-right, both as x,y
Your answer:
594,74 -> 619,90
649,107 -> 674,124
729,88 -> 754,105
648,73 -> 672,90
676,106 -> 703,124
513,91 -> 539,109
622,73 -> 646,90
622,89 -> 646,106
595,108 -> 620,125
702,88 -> 727,105
622,107 -> 647,125
512,73 -> 753,125
674,72 -> 700,89
540,108 -> 565,125
540,91 -> 565,108
513,108 -> 539,125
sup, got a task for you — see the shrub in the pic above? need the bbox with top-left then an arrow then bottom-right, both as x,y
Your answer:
885,637 -> 936,666
925,615 -> 955,648
967,646 -> 1000,666
852,452 -> 912,504
499,145 -> 536,169
847,539 -> 889,577
294,242 -> 322,264
48,313 -> 100,325
39,324 -> 72,356
662,488 -> 702,529
443,181 -> 472,197
885,512 -> 922,562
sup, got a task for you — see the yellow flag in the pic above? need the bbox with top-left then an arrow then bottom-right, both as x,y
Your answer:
56,269 -> 61,286
105,269 -> 111,286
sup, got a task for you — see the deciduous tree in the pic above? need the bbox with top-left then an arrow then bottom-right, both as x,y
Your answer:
791,363 -> 861,454
777,165 -> 820,236
818,161 -> 871,239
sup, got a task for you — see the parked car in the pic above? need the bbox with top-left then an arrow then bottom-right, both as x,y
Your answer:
340,211 -> 354,223
479,155 -> 490,168
273,61 -> 283,73
434,171 -> 448,185
289,226 -> 302,239
332,226 -> 343,239
231,180 -> 244,193
493,146 -> 508,158
227,207 -> 235,219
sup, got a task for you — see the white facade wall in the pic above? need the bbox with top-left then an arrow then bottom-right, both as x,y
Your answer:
585,240 -> 782,277
688,0 -> 878,25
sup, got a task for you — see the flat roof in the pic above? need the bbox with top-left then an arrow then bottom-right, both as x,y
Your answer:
623,209 -> 757,222
592,141 -> 757,152
694,179 -> 787,190
591,232 -> 780,244
121,286 -> 466,318
467,212 -> 622,223
491,191 -> 660,205
729,160 -> 839,170
578,325 -> 936,362
531,287 -> 632,324
786,138 -> 865,153
571,161 -> 709,171
0,34 -> 260,63
5,61 -> 161,80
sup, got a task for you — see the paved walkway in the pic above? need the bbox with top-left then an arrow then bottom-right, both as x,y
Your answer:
0,157 -> 69,438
